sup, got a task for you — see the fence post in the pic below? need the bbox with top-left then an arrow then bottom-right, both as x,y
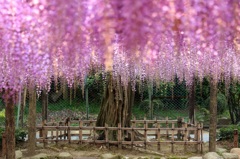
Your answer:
51,119 -> 54,141
43,120 -> 47,148
131,121 -> 135,149
234,129 -> 238,148
177,117 -> 182,140
154,117 -> 157,139
157,122 -> 161,151
64,118 -> 68,140
171,122 -> 174,153
93,121 -> 96,145
105,123 -> 109,148
166,117 -> 169,139
144,117 -> 147,149
60,124 -> 62,140
68,119 -> 71,143
201,123 -> 203,154
197,123 -> 201,153
56,123 -> 59,145
194,122 -> 198,152
79,120 -> 83,144
118,123 -> 122,149
1,132 -> 6,158
184,123 -> 188,153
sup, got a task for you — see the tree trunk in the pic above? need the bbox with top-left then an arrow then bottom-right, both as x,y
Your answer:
188,80 -> 195,124
209,79 -> 218,152
5,90 -> 16,159
96,75 -> 134,140
41,89 -> 48,122
86,87 -> 89,120
28,88 -> 36,156
74,81 -> 77,99
148,81 -> 153,119
62,79 -> 68,100
70,87 -> 72,105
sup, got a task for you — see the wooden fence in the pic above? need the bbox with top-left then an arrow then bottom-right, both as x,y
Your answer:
36,117 -> 203,153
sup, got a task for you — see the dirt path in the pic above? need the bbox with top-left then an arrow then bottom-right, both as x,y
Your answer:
21,143 -> 203,158
2,139 -> 233,159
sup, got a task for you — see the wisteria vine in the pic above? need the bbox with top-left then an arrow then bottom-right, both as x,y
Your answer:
0,0 -> 239,97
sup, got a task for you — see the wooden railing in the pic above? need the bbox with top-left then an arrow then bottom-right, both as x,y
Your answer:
36,118 -> 203,153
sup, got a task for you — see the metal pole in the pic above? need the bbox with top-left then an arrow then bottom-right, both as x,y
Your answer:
16,90 -> 21,128
86,87 -> 89,120
85,76 -> 89,120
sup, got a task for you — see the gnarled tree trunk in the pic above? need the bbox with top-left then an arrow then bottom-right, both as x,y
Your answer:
96,75 -> 134,140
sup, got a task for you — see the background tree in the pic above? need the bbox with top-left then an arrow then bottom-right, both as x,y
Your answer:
228,82 -> 240,124
28,87 -> 37,155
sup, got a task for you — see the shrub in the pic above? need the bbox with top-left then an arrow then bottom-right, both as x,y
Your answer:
0,109 -> 5,117
196,107 -> 209,123
0,127 -> 5,146
218,125 -> 240,143
0,128 -> 27,146
0,109 -> 5,126
138,99 -> 164,113
15,129 -> 27,142
204,92 -> 227,115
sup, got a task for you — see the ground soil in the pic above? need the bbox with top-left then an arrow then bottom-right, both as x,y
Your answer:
0,140 -> 235,159
216,140 -> 236,150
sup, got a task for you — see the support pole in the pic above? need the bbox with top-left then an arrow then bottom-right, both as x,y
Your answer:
209,79 -> 218,152
148,81 -> 153,119
16,90 -> 22,128
85,76 -> 89,120
28,87 -> 37,156
86,87 -> 89,120
41,89 -> 48,123
188,79 -> 195,124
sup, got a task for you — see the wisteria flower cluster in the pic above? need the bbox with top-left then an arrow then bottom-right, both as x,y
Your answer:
0,0 -> 239,96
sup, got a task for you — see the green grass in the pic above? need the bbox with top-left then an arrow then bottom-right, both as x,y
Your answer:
26,98 -> 101,114
46,99 -> 100,114
0,98 -> 101,126
132,106 -> 189,120
0,97 -> 215,128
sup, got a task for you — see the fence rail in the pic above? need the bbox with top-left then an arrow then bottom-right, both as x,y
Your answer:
36,118 -> 203,153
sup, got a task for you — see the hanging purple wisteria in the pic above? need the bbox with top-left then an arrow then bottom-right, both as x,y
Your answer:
0,0 -> 239,94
